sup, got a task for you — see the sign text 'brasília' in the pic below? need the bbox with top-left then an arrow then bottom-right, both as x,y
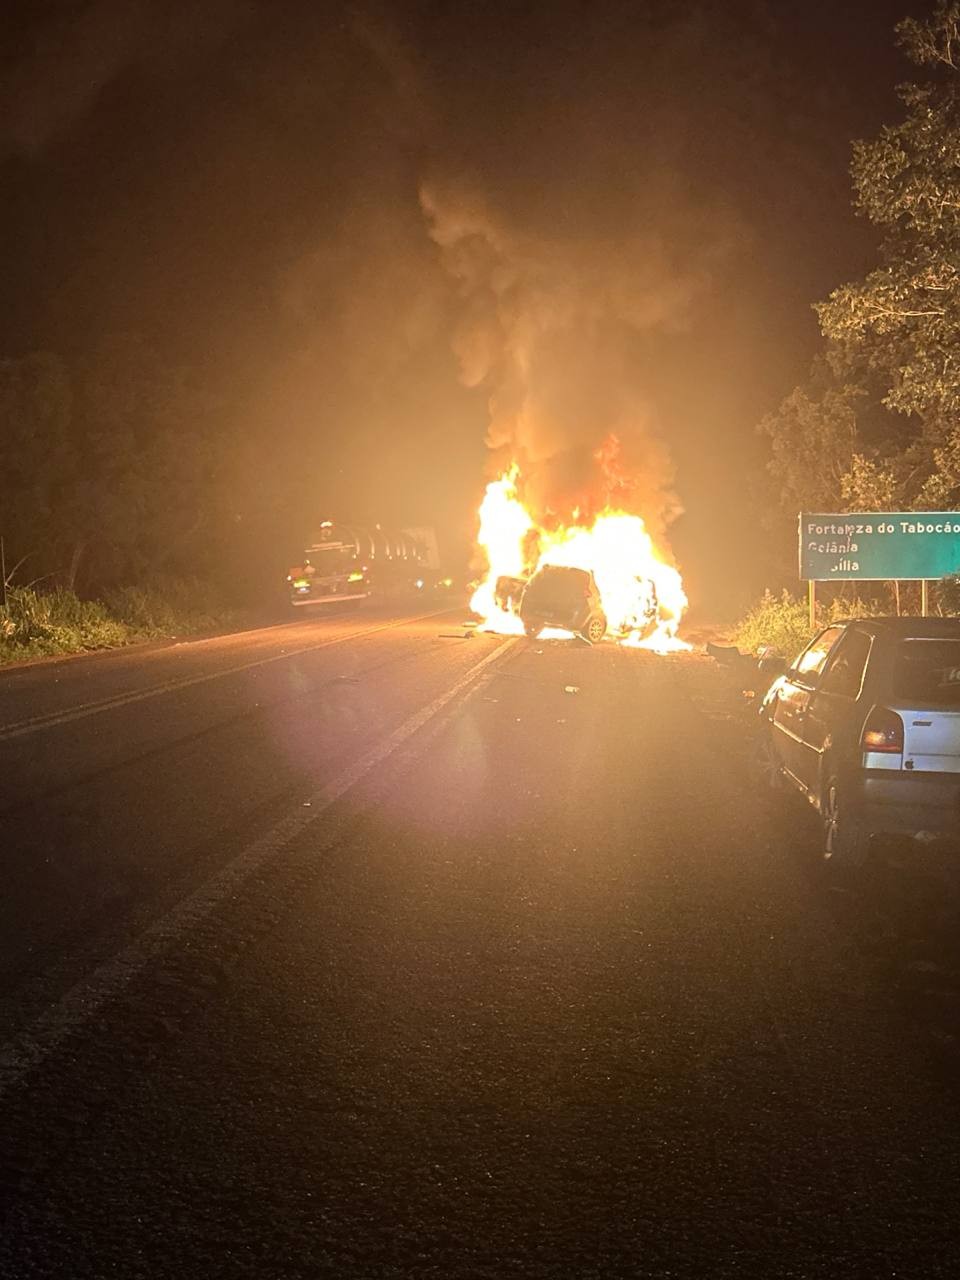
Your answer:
800,512 -> 960,581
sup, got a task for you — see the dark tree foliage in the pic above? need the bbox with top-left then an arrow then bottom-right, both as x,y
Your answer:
0,336 -> 227,592
0,351 -> 79,585
939,570 -> 960,612
765,3 -> 960,514
758,358 -> 863,513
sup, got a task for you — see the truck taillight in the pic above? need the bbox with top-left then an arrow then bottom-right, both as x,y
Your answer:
860,707 -> 904,754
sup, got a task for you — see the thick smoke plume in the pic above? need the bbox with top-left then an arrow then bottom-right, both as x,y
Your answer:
3,0 -> 788,588
420,177 -> 718,541
0,1 -> 248,156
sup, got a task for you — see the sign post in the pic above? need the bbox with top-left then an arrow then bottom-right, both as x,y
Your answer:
800,513 -> 960,610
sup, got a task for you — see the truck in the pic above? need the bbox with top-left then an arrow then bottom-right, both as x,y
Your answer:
286,522 -> 438,609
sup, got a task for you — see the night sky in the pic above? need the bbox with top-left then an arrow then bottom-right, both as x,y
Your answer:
1,0 -> 916,611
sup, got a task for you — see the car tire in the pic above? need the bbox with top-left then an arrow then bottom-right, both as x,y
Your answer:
821,774 -> 869,869
583,613 -> 607,644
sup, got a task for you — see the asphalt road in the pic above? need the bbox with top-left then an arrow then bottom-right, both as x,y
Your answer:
1,603 -> 960,1278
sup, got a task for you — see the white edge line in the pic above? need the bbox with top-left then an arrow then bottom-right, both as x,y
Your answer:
0,608 -> 452,742
0,636 -> 516,1099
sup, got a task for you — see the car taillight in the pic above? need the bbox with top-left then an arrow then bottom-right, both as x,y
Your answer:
860,706 -> 904,754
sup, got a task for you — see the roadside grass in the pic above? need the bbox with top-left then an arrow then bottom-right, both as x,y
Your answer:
732,588 -> 887,661
732,590 -> 812,660
0,579 -> 244,664
103,577 -> 239,637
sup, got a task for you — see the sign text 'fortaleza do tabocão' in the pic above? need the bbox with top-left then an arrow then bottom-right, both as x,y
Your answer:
800,513 -> 960,581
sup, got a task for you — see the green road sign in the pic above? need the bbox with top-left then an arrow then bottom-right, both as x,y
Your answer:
800,512 -> 960,581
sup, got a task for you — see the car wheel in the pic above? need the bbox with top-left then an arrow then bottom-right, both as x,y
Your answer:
821,775 -> 869,869
584,613 -> 607,644
748,727 -> 782,793
523,620 -> 543,639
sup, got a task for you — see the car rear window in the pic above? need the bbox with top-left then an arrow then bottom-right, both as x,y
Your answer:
524,568 -> 589,606
892,639 -> 960,705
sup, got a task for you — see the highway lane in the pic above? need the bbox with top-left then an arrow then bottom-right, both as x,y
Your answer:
2,625 -> 960,1276
0,603 -> 494,1037
0,601 -> 460,753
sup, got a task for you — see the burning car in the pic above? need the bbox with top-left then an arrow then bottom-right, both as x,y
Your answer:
494,575 -> 528,614
615,576 -> 659,642
518,565 -> 608,643
468,465 -> 689,650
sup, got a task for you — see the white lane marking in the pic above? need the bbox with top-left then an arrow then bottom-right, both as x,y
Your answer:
0,637 -> 516,1099
0,609 -> 450,742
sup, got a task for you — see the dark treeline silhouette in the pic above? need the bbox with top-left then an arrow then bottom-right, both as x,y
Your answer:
0,333 -> 291,604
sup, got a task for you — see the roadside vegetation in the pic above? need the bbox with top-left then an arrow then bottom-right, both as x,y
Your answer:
0,579 -> 243,664
732,591 -> 815,659
757,5 -> 960,573
732,590 -> 886,660
0,332 -> 294,665
734,575 -> 960,659
0,331 -> 282,667
743,5 -> 960,660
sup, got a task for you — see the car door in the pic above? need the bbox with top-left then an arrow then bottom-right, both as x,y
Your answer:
799,627 -> 874,799
769,627 -> 846,784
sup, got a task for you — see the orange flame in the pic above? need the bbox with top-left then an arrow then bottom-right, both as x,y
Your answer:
470,461 -> 689,652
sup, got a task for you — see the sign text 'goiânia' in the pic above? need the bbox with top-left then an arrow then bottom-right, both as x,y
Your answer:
800,513 -> 960,582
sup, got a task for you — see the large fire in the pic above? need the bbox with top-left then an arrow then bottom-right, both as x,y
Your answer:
470,462 -> 689,652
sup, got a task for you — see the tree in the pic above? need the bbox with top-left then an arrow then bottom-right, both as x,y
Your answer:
0,337 -> 227,593
759,361 -> 862,512
761,3 -> 960,531
839,453 -> 901,510
74,334 -> 220,587
0,352 -> 81,583
814,2 -> 960,506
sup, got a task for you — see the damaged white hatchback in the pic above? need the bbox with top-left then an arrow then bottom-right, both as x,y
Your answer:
753,618 -> 960,867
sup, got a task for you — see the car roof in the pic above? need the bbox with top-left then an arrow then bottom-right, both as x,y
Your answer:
834,616 -> 960,637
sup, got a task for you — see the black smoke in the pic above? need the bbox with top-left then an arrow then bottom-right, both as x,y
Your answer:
0,0 -> 909,606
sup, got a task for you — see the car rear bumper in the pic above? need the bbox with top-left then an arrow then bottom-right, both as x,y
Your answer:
857,771 -> 960,838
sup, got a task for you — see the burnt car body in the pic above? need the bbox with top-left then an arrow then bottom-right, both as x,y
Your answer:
755,618 -> 960,866
518,565 -> 607,643
494,575 -> 528,614
616,576 -> 659,641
